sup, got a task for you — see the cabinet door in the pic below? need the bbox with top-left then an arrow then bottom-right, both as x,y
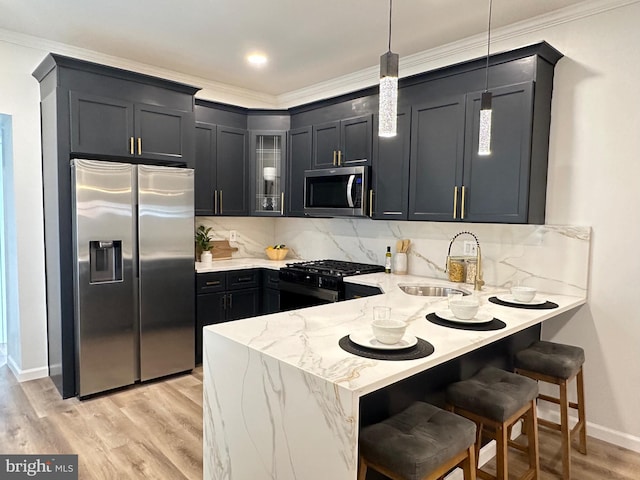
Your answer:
287,126 -> 312,216
372,108 -> 411,220
408,96 -> 466,221
462,82 -> 534,223
227,269 -> 261,291
340,115 -> 372,166
262,289 -> 280,314
195,292 -> 226,364
135,104 -> 193,163
227,288 -> 261,321
195,122 -> 217,215
312,121 -> 340,169
344,283 -> 382,300
250,131 -> 287,216
217,126 -> 248,216
70,92 -> 134,157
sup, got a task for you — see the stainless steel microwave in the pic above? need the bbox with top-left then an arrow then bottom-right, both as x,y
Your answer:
303,166 -> 368,217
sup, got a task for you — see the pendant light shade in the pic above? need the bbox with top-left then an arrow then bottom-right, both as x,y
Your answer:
478,0 -> 493,156
379,0 -> 398,138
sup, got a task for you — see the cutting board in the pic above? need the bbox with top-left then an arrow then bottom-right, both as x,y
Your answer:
211,240 -> 238,260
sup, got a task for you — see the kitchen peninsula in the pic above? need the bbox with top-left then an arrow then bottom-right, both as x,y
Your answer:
202,273 -> 586,480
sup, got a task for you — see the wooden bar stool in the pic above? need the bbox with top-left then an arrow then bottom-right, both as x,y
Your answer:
358,401 -> 477,480
446,367 -> 540,480
515,340 -> 587,480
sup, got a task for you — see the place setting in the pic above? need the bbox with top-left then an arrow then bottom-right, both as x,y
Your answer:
339,307 -> 435,360
426,292 -> 506,331
489,285 -> 559,309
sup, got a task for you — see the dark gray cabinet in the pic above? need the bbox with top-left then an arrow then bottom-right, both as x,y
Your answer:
262,269 -> 280,314
195,122 -> 248,216
371,108 -> 411,220
409,96 -> 466,221
250,131 -> 287,216
195,269 -> 261,363
287,126 -> 312,216
312,114 -> 372,168
344,283 -> 382,300
461,83 -> 534,223
70,91 -> 193,163
408,82 -> 537,224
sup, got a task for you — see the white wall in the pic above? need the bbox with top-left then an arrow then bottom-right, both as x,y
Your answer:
0,42 -> 49,380
0,0 -> 638,450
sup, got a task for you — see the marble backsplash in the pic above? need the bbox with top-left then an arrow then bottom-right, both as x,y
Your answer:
196,216 -> 591,297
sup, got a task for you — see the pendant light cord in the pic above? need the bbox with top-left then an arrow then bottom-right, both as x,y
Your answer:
484,0 -> 493,92
388,0 -> 393,52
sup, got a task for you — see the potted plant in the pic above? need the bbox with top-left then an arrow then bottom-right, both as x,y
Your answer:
195,225 -> 213,263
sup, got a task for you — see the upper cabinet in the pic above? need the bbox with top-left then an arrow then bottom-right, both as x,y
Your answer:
312,114 -> 372,168
371,108 -> 411,220
249,131 -> 287,216
286,126 -> 313,217
195,122 -> 248,216
70,92 -> 192,163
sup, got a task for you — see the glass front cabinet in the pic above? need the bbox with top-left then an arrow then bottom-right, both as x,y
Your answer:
250,131 -> 287,216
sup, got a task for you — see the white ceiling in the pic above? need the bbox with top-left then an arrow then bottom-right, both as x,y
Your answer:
1,0 -> 591,97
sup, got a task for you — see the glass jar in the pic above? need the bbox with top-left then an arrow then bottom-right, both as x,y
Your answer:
448,257 -> 466,283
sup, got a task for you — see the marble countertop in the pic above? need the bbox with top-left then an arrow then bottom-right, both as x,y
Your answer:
205,271 -> 586,397
196,257 -> 293,272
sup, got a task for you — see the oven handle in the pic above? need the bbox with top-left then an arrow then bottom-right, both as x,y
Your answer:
278,280 -> 340,303
346,174 -> 356,208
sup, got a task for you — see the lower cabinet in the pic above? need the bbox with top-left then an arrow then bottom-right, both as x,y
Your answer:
344,283 -> 382,300
196,269 -> 261,363
262,269 -> 280,314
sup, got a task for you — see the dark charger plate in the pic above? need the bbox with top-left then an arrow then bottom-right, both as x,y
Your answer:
338,335 -> 434,360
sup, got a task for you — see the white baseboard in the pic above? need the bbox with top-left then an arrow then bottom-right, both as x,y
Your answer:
537,404 -> 640,454
7,355 -> 49,382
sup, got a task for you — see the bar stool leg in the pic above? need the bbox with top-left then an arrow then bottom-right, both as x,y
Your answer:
577,367 -> 587,455
462,445 -> 477,480
357,457 -> 367,480
560,379 -> 571,480
526,400 -> 540,480
496,424 -> 509,480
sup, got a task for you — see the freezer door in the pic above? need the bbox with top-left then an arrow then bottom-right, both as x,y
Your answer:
72,159 -> 136,397
137,165 -> 195,381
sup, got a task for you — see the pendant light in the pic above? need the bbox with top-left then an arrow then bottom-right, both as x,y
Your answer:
379,0 -> 398,138
478,0 -> 493,156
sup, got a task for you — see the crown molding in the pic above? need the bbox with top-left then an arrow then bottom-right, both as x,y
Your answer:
276,0 -> 640,108
3,0 -> 639,109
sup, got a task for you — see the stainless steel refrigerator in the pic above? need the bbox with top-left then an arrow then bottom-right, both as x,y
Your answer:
71,159 -> 195,397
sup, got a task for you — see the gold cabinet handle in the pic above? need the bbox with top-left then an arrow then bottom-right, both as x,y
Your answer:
453,186 -> 458,219
137,137 -> 142,155
369,189 -> 374,217
333,150 -> 337,166
130,137 -> 134,155
338,150 -> 342,166
214,190 -> 218,214
206,280 -> 221,286
219,190 -> 223,214
280,192 -> 284,216
461,186 -> 466,219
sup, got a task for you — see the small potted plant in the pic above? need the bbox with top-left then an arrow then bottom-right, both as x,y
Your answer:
195,225 -> 213,263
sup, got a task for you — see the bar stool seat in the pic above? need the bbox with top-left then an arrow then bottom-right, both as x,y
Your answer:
515,340 -> 587,480
359,401 -> 477,480
446,367 -> 540,480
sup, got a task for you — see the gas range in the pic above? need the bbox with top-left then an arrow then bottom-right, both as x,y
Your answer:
279,259 -> 385,305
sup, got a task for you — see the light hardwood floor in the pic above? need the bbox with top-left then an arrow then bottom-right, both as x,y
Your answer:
1,362 -> 639,479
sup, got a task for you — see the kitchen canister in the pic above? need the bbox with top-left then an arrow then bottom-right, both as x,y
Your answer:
394,252 -> 408,274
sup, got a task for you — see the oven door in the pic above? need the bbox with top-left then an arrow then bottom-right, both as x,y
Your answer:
304,166 -> 367,217
278,280 -> 339,311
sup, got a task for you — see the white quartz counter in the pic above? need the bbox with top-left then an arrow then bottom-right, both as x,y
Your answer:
205,273 -> 585,397
203,272 -> 586,480
195,257 -> 291,272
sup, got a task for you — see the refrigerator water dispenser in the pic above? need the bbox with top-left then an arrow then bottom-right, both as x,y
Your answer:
89,240 -> 122,283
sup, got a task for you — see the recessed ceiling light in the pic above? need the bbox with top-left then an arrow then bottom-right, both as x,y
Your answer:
247,53 -> 267,67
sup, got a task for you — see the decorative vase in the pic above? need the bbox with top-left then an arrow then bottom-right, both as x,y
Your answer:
200,250 -> 212,263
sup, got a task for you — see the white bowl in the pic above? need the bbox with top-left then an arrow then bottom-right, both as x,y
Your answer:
511,286 -> 537,303
449,299 -> 480,320
371,319 -> 407,345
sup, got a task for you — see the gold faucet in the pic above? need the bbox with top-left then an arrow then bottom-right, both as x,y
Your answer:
446,231 -> 484,291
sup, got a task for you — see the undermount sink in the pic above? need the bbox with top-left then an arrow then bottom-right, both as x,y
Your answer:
399,284 -> 471,297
